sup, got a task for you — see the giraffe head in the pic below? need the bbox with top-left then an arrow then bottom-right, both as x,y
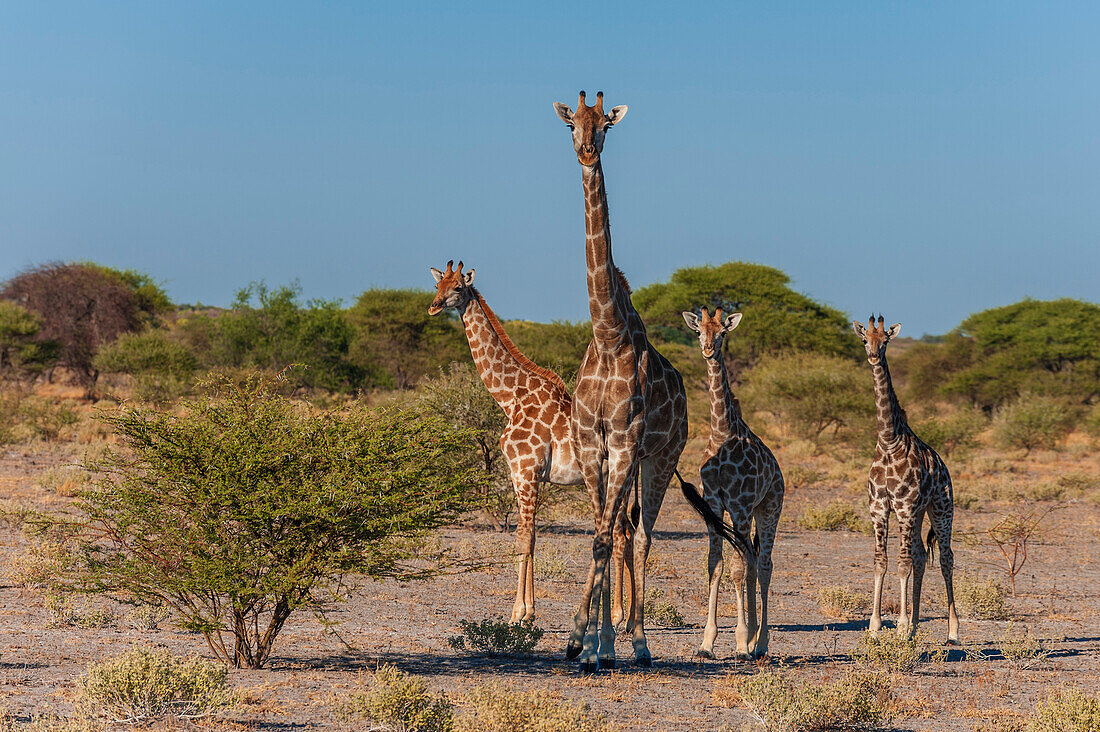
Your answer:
553,91 -> 628,166
682,306 -> 743,360
428,260 -> 476,316
852,315 -> 901,365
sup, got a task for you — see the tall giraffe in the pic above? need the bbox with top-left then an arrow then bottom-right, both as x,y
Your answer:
683,307 -> 784,659
429,260 -> 583,622
553,91 -> 751,671
854,315 -> 959,644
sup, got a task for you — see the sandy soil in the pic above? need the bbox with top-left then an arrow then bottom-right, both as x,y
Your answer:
1,441 -> 1098,730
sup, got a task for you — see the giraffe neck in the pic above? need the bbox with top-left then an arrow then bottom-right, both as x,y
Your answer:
706,356 -> 744,444
871,355 -> 906,443
459,292 -> 531,408
581,161 -> 630,348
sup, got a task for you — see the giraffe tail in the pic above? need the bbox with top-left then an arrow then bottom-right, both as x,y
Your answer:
925,526 -> 937,564
674,469 -> 756,567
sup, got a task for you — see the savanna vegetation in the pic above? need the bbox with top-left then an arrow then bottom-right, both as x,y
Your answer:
1,258 -> 1097,728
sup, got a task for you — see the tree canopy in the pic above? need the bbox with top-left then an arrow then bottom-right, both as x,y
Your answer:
631,262 -> 858,366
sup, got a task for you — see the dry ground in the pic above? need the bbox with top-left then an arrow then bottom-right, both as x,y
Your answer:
1,427 -> 1098,730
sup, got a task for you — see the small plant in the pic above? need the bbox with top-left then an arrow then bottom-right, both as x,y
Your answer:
953,574 -> 1010,621
914,408 -> 986,458
125,603 -> 173,631
447,618 -> 544,656
798,501 -> 873,535
783,464 -> 826,491
45,592 -> 118,629
6,540 -> 70,590
852,631 -> 926,674
35,465 -> 88,497
986,507 -> 1057,596
0,499 -> 36,531
953,491 -> 981,511
993,393 -> 1074,455
76,648 -> 233,723
335,664 -> 453,731
1057,472 -> 1098,494
994,623 -> 1053,670
1023,482 -> 1064,501
816,585 -> 870,620
642,587 -> 686,627
533,548 -> 571,580
1026,687 -> 1100,732
454,681 -> 613,732
736,668 -> 894,731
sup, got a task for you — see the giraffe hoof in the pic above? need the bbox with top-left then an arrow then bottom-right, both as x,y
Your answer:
599,657 -> 617,670
945,638 -> 961,647
633,655 -> 651,668
565,642 -> 583,661
695,649 -> 715,660
579,660 -> 599,675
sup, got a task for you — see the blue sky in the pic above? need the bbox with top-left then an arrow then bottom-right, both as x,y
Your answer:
1,2 -> 1097,336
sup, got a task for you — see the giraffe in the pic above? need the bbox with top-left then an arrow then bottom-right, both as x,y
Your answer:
429,260 -> 584,622
854,315 -> 959,644
683,307 -> 784,660
554,91 -> 753,671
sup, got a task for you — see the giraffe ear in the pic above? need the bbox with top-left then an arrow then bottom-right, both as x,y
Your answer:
553,102 -> 575,126
852,321 -> 867,338
723,312 -> 743,333
682,311 -> 701,332
463,269 -> 475,285
430,267 -> 444,283
606,105 -> 628,126
886,323 -> 901,340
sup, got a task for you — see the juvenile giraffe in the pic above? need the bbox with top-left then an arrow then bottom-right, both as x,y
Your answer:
554,91 -> 752,671
854,315 -> 959,644
429,260 -> 583,621
683,307 -> 784,659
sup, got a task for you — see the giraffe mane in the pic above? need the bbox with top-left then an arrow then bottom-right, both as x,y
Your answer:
474,292 -> 570,394
614,267 -> 631,294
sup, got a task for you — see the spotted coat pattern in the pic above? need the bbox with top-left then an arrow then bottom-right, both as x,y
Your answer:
429,261 -> 583,622
554,92 -> 690,670
684,307 -> 784,659
855,316 -> 959,643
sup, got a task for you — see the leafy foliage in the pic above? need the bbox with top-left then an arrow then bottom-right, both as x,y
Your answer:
80,262 -> 173,325
899,298 -> 1100,410
742,352 -> 874,443
632,261 -> 859,366
0,301 -> 56,376
817,585 -> 870,619
735,669 -> 895,731
1027,687 -> 1100,732
912,408 -> 987,458
1,262 -> 146,386
71,371 -> 483,668
447,618 -> 544,656
798,502 -> 873,534
504,319 -> 589,385
455,682 -> 614,732
993,393 -> 1076,454
348,288 -> 468,389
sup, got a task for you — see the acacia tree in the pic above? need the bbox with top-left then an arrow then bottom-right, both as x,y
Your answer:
72,371 -> 484,668
1,263 -> 143,386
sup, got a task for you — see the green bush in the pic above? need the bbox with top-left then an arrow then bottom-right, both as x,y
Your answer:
335,664 -> 453,731
735,669 -> 894,731
447,618 -> 544,656
798,502 -> 873,535
71,371 -> 483,668
912,408 -> 986,458
0,301 -> 56,376
743,352 -> 873,443
852,631 -> 938,674
94,330 -> 197,378
993,393 -> 1076,454
45,592 -> 117,629
505,319 -> 589,385
1027,687 -> 1100,732
76,648 -> 232,723
817,585 -> 869,619
455,681 -> 613,732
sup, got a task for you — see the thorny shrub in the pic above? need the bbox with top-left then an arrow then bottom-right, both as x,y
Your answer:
455,681 -> 615,732
334,664 -> 454,731
643,587 -> 686,627
734,668 -> 894,731
816,585 -> 870,620
447,618 -> 544,656
797,502 -> 873,535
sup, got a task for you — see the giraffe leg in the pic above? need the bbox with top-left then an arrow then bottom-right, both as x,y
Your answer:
929,496 -> 960,644
510,473 -> 538,623
750,490 -> 782,658
744,523 -> 759,654
629,456 -> 671,667
567,457 -> 605,662
869,495 -> 889,634
598,451 -> 637,670
909,508 -> 928,638
697,529 -> 723,659
896,517 -> 916,637
611,503 -> 633,626
567,559 -> 596,660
